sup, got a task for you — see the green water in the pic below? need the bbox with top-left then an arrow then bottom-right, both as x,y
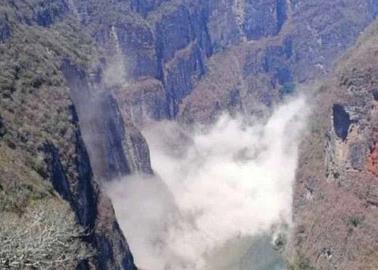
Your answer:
205,234 -> 285,270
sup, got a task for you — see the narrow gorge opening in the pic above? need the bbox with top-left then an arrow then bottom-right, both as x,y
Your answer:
107,96 -> 308,270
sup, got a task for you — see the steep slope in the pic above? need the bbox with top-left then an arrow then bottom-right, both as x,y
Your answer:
0,2 -> 138,269
291,21 -> 378,270
179,0 -> 378,123
65,0 -> 377,124
1,1 -> 378,269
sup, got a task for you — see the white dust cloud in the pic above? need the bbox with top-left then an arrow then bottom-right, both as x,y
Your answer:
106,96 -> 309,270
103,57 -> 128,89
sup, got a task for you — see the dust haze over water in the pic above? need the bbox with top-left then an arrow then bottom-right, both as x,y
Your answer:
106,96 -> 309,270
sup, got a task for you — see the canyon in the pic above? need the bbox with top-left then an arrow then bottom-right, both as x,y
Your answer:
0,0 -> 377,269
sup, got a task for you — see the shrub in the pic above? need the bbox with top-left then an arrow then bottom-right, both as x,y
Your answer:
0,200 -> 94,269
288,254 -> 315,270
349,215 -> 363,228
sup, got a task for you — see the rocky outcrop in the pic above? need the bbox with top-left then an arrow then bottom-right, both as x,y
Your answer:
0,13 -> 11,42
164,41 -> 207,116
292,21 -> 378,270
116,78 -> 167,125
0,115 -> 6,137
242,0 -> 287,40
60,58 -> 154,270
206,0 -> 287,49
147,2 -> 212,117
42,112 -> 137,270
61,60 -> 153,179
114,21 -> 158,79
332,104 -> 352,141
367,142 -> 378,176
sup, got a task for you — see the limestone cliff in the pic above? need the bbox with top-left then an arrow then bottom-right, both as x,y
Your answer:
1,0 -> 378,269
292,21 -> 378,270
66,0 -> 377,124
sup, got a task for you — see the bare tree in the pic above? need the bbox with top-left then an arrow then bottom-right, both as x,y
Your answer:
0,199 -> 94,269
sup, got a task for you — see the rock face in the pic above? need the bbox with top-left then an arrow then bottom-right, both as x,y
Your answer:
66,0 -> 377,124
1,0 -> 378,270
242,0 -> 287,40
332,104 -> 352,141
292,21 -> 378,270
0,13 -> 11,42
0,3 -> 139,269
43,118 -> 136,270
61,60 -> 153,179
61,59 -> 153,268
179,0 -> 378,122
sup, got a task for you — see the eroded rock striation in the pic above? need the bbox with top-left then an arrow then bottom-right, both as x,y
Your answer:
66,0 -> 377,123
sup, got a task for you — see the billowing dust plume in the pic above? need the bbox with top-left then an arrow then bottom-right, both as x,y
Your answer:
107,96 -> 309,270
